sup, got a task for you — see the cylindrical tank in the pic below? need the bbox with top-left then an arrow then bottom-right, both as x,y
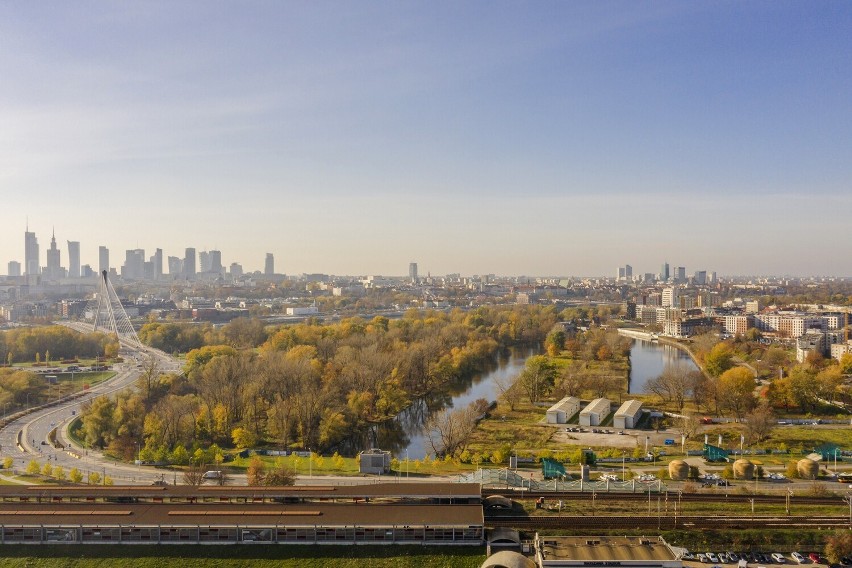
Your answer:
797,458 -> 819,480
668,460 -> 689,481
733,459 -> 755,480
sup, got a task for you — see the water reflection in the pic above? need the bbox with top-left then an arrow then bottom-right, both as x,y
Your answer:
347,346 -> 540,460
628,339 -> 698,394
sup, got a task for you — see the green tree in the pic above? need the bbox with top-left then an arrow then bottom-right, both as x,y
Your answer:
519,355 -> 556,403
545,329 -> 566,357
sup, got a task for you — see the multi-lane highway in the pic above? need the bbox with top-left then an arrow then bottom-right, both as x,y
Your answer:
0,322 -> 183,485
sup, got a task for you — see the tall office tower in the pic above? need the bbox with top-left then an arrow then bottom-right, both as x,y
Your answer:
24,228 -> 39,276
210,250 -> 222,274
676,266 -> 686,282
99,246 -> 110,274
199,251 -> 211,273
693,270 -> 707,285
80,265 -> 94,278
409,262 -> 418,283
67,241 -> 80,278
122,249 -> 145,279
45,230 -> 62,279
617,267 -> 626,280
152,248 -> 163,279
230,262 -> 243,278
7,261 -> 21,277
264,253 -> 274,276
625,264 -> 632,279
709,271 -> 717,284
167,256 -> 183,276
660,262 -> 670,282
184,248 -> 196,278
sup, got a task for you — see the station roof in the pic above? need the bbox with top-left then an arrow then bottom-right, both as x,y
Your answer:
0,502 -> 484,528
0,482 -> 482,501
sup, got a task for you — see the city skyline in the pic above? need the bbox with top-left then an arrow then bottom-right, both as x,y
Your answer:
2,3 -> 851,276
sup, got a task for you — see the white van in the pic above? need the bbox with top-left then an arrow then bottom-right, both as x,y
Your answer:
202,470 -> 223,480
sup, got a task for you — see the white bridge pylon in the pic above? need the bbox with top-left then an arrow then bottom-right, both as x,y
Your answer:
91,270 -> 143,349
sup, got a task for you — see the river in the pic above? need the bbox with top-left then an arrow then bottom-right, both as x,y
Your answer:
368,339 -> 696,459
628,339 -> 699,394
380,345 -> 540,460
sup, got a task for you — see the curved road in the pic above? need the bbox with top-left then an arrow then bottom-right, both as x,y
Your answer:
0,322 -> 182,485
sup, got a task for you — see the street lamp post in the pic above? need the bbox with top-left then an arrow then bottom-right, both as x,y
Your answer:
308,448 -> 312,479
405,449 -> 409,480
622,452 -> 626,481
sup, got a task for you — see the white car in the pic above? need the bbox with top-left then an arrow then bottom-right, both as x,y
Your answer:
707,553 -> 720,563
791,552 -> 806,564
772,553 -> 787,564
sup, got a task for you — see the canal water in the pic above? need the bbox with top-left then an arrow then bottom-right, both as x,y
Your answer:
627,339 -> 699,394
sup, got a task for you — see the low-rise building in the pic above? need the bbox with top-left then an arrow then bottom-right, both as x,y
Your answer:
579,398 -> 611,427
613,400 -> 643,430
546,397 -> 581,424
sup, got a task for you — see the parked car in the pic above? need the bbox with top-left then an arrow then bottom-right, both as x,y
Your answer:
791,552 -> 806,564
808,553 -> 822,564
707,553 -> 720,563
772,553 -> 787,564
698,554 -> 708,563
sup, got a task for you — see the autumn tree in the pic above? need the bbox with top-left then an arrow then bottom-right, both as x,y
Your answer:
717,366 -> 757,419
704,343 -> 734,377
743,402 -> 775,443
424,402 -> 479,457
545,329 -> 566,357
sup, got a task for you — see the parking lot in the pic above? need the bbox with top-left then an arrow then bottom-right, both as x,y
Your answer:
683,550 -> 835,568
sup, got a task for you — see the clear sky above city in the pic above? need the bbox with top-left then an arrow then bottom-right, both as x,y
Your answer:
1,2 -> 850,277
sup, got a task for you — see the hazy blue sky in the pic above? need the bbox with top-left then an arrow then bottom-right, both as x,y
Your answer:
2,2 -> 850,276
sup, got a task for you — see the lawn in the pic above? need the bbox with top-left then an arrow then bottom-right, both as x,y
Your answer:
0,545 -> 485,568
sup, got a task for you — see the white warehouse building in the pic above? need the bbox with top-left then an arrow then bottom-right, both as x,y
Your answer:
579,398 -> 611,427
613,400 -> 643,429
546,396 -> 581,424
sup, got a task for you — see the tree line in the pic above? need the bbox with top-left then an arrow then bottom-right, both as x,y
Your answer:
78,306 -> 558,461
0,326 -> 117,365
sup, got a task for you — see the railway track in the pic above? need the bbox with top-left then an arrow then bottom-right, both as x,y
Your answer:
482,489 -> 846,506
486,514 -> 851,530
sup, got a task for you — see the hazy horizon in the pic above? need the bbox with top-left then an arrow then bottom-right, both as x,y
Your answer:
2,2 -> 851,276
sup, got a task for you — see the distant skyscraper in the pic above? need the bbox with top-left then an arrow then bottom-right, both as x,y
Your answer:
7,261 -> 21,277
199,251 -> 211,273
122,249 -> 145,279
676,266 -> 686,282
625,264 -> 632,279
264,253 -> 274,276
45,229 -> 63,280
99,246 -> 110,274
67,241 -> 80,278
230,262 -> 243,278
693,270 -> 707,285
184,248 -> 196,278
24,228 -> 39,276
409,262 -> 418,283
210,250 -> 222,274
660,262 -> 670,282
167,256 -> 183,276
153,248 -> 163,279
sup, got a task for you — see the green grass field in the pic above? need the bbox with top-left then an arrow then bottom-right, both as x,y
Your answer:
0,545 -> 485,568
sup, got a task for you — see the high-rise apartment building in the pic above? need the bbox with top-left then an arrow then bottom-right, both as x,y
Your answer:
67,241 -> 80,278
184,248 -> 196,278
409,262 -> 418,283
99,246 -> 110,274
24,229 -> 39,276
264,253 -> 274,276
199,251 -> 211,273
